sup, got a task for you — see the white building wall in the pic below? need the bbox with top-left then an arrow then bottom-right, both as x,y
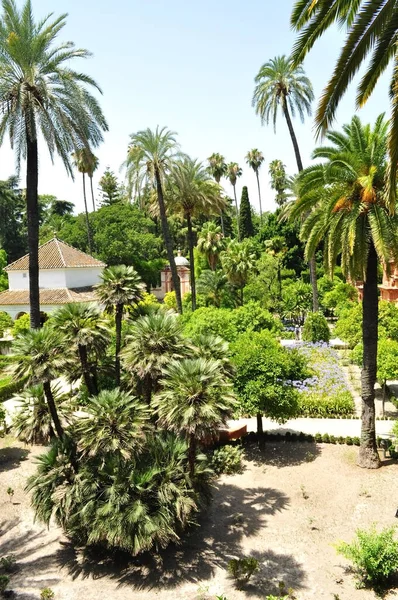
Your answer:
65,267 -> 103,288
8,269 -> 67,290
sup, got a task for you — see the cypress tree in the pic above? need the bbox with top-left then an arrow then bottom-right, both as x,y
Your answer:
238,186 -> 254,239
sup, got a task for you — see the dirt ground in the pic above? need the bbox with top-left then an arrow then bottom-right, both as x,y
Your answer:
1,437 -> 398,600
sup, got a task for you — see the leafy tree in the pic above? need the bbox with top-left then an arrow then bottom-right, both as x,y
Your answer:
302,312 -> 330,343
48,198 -> 75,219
227,162 -> 243,238
125,127 -> 183,313
12,328 -> 66,437
238,186 -> 254,239
221,240 -> 256,305
245,149 -> 265,223
196,270 -> 230,308
265,236 -> 287,300
154,358 -> 236,475
322,282 -> 358,316
96,266 -> 145,386
0,250 -> 8,292
99,167 -> 123,206
282,280 -> 312,325
291,0 -> 398,204
51,303 -> 110,396
0,1 -> 108,327
253,55 -> 318,311
12,313 -> 30,336
0,310 -> 12,335
259,210 -> 305,275
231,330 -> 307,433
269,159 -> 288,206
207,153 -> 228,234
197,221 -> 225,271
292,115 -> 398,468
335,303 -> 362,347
0,178 -> 27,262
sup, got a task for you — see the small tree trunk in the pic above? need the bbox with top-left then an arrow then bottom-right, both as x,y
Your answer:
115,303 -> 123,387
256,171 -> 263,226
358,242 -> 380,469
233,184 -> 240,240
186,213 -> 196,311
78,344 -> 97,396
256,412 -> 263,435
309,256 -> 319,312
26,127 -> 40,329
188,432 -> 196,477
43,380 -> 64,438
89,175 -> 96,212
82,173 -> 92,253
382,380 -> 386,418
154,166 -> 183,314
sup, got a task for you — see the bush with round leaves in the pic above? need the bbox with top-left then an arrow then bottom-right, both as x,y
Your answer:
302,312 -> 330,343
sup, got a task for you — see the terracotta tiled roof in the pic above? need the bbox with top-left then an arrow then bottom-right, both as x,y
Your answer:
0,287 -> 97,305
5,238 -> 105,271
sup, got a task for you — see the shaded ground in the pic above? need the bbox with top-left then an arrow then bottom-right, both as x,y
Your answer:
1,437 -> 398,599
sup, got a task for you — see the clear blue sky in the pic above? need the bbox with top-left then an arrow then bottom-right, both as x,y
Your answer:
0,0 -> 391,214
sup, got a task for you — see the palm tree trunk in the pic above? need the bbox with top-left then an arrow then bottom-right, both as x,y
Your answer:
43,380 -> 64,438
115,303 -> 123,387
358,242 -> 380,469
89,175 -> 96,212
26,129 -> 41,329
154,166 -> 183,314
256,412 -> 263,435
78,344 -> 97,396
256,171 -> 263,226
186,213 -> 196,311
82,173 -> 92,253
233,184 -> 240,240
188,432 -> 196,477
282,99 -> 319,312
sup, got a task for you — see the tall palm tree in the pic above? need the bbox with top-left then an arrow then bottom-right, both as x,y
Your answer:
196,270 -> 229,308
0,1 -> 108,328
252,55 -> 317,311
227,162 -> 243,238
154,358 -> 236,476
291,114 -> 398,469
121,311 -> 187,404
168,158 -> 225,311
12,328 -> 67,438
196,221 -> 225,271
124,127 -> 183,314
269,159 -> 288,206
87,152 -> 99,211
52,303 -> 111,397
208,153 -> 228,234
95,265 -> 145,386
72,149 -> 93,252
245,149 -> 265,223
221,239 -> 256,305
290,0 -> 398,205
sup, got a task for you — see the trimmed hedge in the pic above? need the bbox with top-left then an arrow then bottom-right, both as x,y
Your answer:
240,431 -> 362,447
0,376 -> 26,401
298,391 -> 355,417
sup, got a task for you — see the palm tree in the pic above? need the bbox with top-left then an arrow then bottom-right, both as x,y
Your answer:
72,149 -> 93,252
51,303 -> 111,397
153,358 -> 236,476
196,221 -> 225,271
191,333 -> 234,376
168,158 -> 225,311
87,152 -> 99,211
291,114 -> 398,469
265,236 -> 287,299
221,240 -> 256,305
95,265 -> 145,386
74,389 -> 150,459
269,159 -> 288,206
124,127 -> 183,314
49,199 -> 75,218
290,0 -> 398,205
196,269 -> 229,308
245,149 -> 265,223
0,1 -> 108,328
12,328 -> 67,438
227,162 -> 243,238
121,311 -> 187,404
207,153 -> 228,234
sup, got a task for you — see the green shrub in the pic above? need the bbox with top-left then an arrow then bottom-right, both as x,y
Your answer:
12,313 -> 30,337
322,433 -> 330,443
314,433 -> 322,442
346,436 -> 353,445
302,312 -> 330,343
0,376 -> 26,401
336,526 -> 398,590
0,575 -> 9,592
0,312 -> 12,337
40,589 -> 55,600
352,436 -> 360,446
163,291 -> 177,311
211,445 -> 243,475
228,557 -> 259,588
298,391 -> 354,417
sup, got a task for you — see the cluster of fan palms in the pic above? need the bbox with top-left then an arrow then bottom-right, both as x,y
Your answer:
9,264 -> 236,554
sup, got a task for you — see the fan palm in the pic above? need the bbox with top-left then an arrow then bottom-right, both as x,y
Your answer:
207,153 -> 228,234
74,389 -> 150,459
290,0 -> 398,206
291,114 -> 398,469
221,240 -> 256,305
196,269 -> 229,308
12,328 -> 67,437
95,265 -> 145,386
168,158 -> 225,310
0,0 -> 108,327
124,127 -> 183,314
121,311 -> 187,403
154,358 -> 236,475
227,162 -> 243,238
51,303 -> 111,396
197,221 -> 225,271
246,149 -> 265,223
191,333 -> 234,376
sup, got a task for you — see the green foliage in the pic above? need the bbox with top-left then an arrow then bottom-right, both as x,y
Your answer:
378,301 -> 398,341
0,575 -> 9,593
322,281 -> 358,315
335,303 -> 362,347
0,376 -> 26,402
336,526 -> 398,590
228,557 -> 259,588
0,251 -> 8,293
238,186 -> 254,239
40,589 -> 55,600
163,291 -> 177,311
98,168 -> 124,206
0,311 -> 12,336
298,391 -> 354,417
0,405 -> 6,432
269,159 -> 288,206
352,339 -> 398,384
12,313 -> 30,337
211,445 -> 244,475
282,280 -> 312,324
0,555 -> 16,573
302,313 -> 330,343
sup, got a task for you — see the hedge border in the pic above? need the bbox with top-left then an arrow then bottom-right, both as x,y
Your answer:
239,430 -> 395,448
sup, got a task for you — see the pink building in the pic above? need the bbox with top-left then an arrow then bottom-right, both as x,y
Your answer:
152,251 -> 191,300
